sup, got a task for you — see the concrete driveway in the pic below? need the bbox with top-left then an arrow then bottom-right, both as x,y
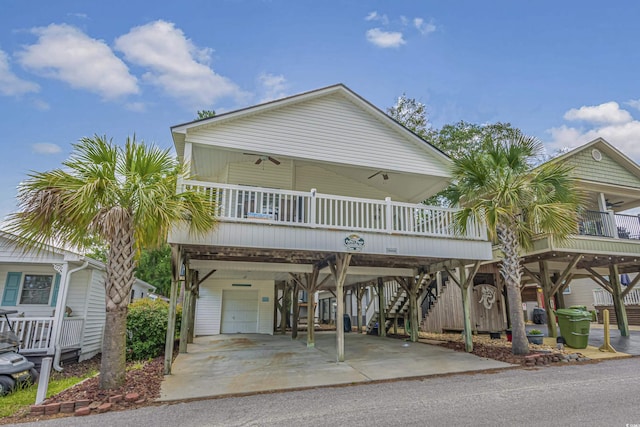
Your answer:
160,332 -> 513,402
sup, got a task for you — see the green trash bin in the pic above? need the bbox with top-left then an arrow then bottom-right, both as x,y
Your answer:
556,308 -> 591,349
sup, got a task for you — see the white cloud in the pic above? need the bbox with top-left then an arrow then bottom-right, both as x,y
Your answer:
366,28 -> 406,48
115,20 -> 246,108
626,99 -> 640,111
32,142 -> 62,154
32,99 -> 50,110
546,102 -> 640,163
17,24 -> 138,99
564,101 -> 633,125
125,102 -> 146,112
0,49 -> 39,96
365,11 -> 389,25
414,17 -> 436,35
257,73 -> 288,103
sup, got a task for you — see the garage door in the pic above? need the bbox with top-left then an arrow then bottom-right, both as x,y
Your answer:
221,290 -> 259,334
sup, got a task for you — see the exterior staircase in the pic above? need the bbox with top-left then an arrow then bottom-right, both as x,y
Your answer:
365,277 -> 432,334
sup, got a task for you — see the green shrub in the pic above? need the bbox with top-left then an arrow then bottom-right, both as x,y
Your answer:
126,298 -> 182,361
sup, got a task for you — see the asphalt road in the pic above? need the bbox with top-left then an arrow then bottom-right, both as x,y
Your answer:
13,357 -> 640,427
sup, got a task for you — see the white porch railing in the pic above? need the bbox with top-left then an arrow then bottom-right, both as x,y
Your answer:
0,317 -> 84,353
593,288 -> 640,306
182,181 -> 487,241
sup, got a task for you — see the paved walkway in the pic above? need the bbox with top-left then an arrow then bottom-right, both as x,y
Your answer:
159,332 -> 513,402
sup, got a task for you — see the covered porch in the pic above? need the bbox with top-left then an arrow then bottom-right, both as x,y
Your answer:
0,315 -> 83,355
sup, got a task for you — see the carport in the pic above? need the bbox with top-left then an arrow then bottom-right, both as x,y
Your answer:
160,332 -> 512,401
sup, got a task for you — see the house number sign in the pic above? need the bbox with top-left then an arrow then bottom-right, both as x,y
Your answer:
344,234 -> 365,252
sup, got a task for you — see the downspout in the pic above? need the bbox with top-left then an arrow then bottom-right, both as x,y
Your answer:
53,261 -> 90,371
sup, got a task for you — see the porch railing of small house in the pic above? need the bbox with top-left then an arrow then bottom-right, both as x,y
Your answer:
593,288 -> 640,306
182,181 -> 488,241
577,210 -> 640,240
0,317 -> 84,353
59,317 -> 84,349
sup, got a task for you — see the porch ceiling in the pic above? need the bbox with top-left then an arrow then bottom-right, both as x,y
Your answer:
190,145 -> 447,203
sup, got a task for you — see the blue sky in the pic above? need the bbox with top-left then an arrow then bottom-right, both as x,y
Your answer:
2,1 -> 640,218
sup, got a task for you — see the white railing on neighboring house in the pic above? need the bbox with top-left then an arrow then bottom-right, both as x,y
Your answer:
182,181 -> 487,241
0,317 -> 84,353
59,317 -> 84,349
593,288 -> 640,306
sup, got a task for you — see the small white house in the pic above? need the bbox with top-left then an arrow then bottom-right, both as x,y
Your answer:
0,231 -> 154,367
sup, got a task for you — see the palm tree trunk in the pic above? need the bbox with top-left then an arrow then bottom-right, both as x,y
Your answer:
100,215 -> 136,389
498,223 -> 529,355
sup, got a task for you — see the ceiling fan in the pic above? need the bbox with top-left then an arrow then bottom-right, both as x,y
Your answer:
243,153 -> 281,165
606,199 -> 624,208
367,171 -> 389,180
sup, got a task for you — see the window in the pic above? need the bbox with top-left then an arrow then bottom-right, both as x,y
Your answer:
19,274 -> 54,305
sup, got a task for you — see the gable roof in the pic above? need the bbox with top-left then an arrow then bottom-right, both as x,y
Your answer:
170,84 -> 451,174
549,138 -> 640,210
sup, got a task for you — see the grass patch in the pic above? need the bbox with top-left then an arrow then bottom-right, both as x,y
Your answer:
0,370 -> 97,418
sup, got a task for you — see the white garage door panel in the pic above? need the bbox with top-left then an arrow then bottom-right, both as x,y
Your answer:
195,286 -> 220,335
221,290 -> 259,333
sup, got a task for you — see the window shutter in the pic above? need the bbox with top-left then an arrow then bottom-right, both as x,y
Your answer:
1,272 -> 22,306
50,273 -> 61,307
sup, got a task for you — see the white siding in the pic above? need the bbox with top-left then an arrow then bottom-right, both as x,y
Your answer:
173,223 -> 492,261
79,269 -> 106,361
65,270 -> 89,316
195,279 -> 274,336
563,278 -> 599,310
186,92 -> 448,177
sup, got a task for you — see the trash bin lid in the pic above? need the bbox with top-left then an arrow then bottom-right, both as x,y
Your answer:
556,308 -> 586,317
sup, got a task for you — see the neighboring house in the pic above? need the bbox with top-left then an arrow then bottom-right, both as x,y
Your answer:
168,84 -> 491,356
131,281 -> 156,302
486,138 -> 640,331
0,231 -> 153,367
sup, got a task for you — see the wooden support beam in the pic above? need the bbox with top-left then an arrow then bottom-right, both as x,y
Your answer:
164,245 -> 182,375
187,270 -> 199,344
291,282 -> 300,339
329,253 -> 352,362
522,266 -> 542,287
377,277 -> 386,337
445,261 -> 481,352
179,266 -> 192,353
279,281 -> 291,334
539,261 -> 557,338
355,285 -> 365,334
550,255 -> 582,296
586,267 -> 614,294
610,264 -> 629,336
305,266 -> 320,348
621,272 -> 640,298
197,269 -> 217,286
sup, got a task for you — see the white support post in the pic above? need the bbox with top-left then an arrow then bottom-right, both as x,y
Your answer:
385,197 -> 393,233
49,262 -> 69,356
309,188 -> 317,227
607,210 -> 619,238
35,357 -> 52,404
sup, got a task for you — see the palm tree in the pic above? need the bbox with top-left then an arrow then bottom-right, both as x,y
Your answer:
450,131 -> 581,355
6,135 -> 216,389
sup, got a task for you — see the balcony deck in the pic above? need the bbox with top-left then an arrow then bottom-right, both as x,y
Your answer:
169,181 -> 492,263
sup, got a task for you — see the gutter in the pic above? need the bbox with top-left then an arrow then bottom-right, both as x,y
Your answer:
52,261 -> 90,371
